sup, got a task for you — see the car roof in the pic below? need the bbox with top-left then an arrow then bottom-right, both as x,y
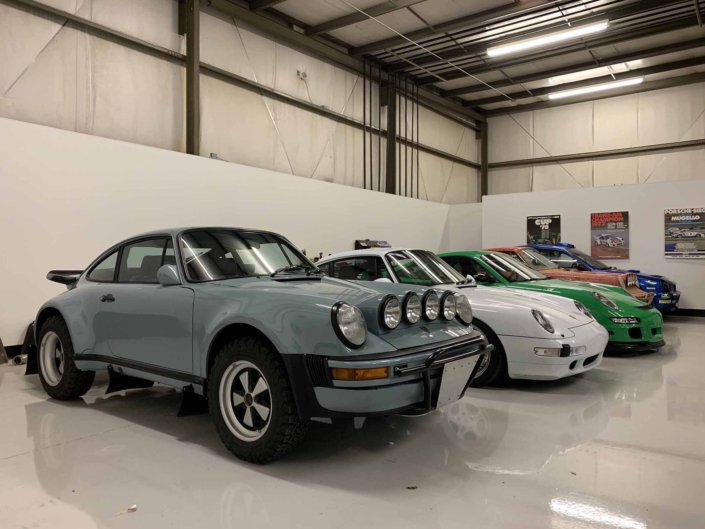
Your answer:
485,246 -> 523,252
438,250 -> 488,257
317,248 -> 417,263
131,226 -> 281,238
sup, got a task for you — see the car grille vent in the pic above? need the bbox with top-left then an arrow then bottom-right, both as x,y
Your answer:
652,327 -> 662,336
628,328 -> 643,340
583,354 -> 599,367
306,355 -> 330,387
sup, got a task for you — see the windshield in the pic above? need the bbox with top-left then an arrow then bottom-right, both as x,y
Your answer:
479,253 -> 547,282
572,248 -> 612,270
516,249 -> 559,270
180,229 -> 315,282
386,250 -> 466,286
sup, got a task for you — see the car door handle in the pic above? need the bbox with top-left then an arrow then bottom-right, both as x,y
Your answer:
100,294 -> 115,303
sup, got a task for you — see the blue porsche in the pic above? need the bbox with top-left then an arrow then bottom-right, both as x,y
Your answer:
525,243 -> 680,312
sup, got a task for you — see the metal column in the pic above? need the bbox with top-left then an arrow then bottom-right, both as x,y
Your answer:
480,121 -> 488,199
185,0 -> 200,156
385,76 -> 397,195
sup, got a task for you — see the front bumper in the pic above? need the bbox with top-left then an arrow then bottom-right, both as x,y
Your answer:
652,291 -> 680,311
502,322 -> 608,381
283,332 -> 490,419
606,339 -> 666,353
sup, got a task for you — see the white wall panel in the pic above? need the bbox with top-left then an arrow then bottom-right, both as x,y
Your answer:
488,167 -> 532,195
532,161 -> 592,191
487,83 -> 705,195
488,113 -> 532,163
439,203 -> 483,253
89,37 -> 184,151
0,118 -> 453,345
200,76 -> 292,174
593,94 -> 638,151
200,11 -> 257,83
532,102 -> 593,156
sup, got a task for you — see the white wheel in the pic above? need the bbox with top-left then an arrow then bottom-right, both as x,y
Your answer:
219,361 -> 272,442
39,331 -> 64,387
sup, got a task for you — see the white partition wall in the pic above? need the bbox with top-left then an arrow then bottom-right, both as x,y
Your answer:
482,181 -> 705,310
0,118 -> 451,346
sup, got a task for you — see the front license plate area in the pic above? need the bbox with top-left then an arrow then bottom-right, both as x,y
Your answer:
437,356 -> 480,408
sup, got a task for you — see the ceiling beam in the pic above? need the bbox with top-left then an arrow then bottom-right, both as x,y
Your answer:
415,17 -> 697,85
387,0 -> 688,72
349,0 -> 558,56
206,0 -> 485,123
483,71 -> 705,116
465,55 -> 705,107
442,37 -> 705,98
249,0 -> 286,12
305,0 -> 426,37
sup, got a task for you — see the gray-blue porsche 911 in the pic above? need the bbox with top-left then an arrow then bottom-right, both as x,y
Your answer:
31,227 -> 489,463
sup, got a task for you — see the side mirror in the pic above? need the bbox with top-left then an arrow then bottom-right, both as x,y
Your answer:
465,275 -> 477,287
374,278 -> 393,283
157,264 -> 181,286
474,273 -> 493,284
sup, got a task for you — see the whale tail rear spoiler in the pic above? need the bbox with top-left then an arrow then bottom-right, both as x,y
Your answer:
47,270 -> 84,285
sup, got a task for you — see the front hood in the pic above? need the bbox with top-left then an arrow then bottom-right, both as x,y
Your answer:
512,279 -> 648,310
204,276 -> 400,305
439,284 -> 594,333
610,269 -> 664,281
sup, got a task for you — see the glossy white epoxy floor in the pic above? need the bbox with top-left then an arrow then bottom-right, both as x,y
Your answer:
1,318 -> 704,528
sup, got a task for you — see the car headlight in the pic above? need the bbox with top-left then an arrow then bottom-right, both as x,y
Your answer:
423,290 -> 439,321
380,295 -> 402,329
455,293 -> 473,325
591,291 -> 618,310
331,302 -> 367,348
574,301 -> 593,320
532,309 -> 555,334
403,293 -> 422,324
611,317 -> 640,324
440,291 -> 457,321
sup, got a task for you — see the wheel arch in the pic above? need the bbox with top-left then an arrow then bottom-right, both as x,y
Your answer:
205,323 -> 281,382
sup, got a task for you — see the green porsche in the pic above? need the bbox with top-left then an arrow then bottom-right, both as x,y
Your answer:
439,250 -> 665,353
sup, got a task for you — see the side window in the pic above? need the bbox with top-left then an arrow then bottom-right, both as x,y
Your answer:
442,256 -> 483,278
118,238 -> 168,284
539,249 -> 575,269
87,251 -> 118,282
330,257 -> 381,281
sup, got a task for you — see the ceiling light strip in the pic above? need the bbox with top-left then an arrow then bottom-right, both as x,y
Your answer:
548,77 -> 644,99
487,21 -> 609,57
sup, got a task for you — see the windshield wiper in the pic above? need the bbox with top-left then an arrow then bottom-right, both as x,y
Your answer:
270,265 -> 324,277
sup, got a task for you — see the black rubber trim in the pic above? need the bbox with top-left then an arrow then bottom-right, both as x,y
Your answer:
76,354 -> 205,385
422,289 -> 439,322
330,301 -> 364,349
394,343 -> 491,376
341,332 -> 485,361
606,340 -> 666,353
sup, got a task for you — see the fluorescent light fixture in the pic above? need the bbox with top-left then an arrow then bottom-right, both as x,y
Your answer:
548,77 -> 644,100
487,21 -> 609,57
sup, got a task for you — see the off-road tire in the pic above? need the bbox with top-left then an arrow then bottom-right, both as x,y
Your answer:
209,337 -> 309,464
37,316 -> 95,400
468,320 -> 508,388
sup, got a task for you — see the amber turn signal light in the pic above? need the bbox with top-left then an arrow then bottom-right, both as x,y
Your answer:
330,367 -> 389,381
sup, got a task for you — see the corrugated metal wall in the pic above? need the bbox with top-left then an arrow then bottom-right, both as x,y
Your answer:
0,0 -> 479,204
487,83 -> 705,194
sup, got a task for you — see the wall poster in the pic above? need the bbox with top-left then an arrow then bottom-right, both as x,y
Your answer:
590,211 -> 629,260
665,208 -> 705,259
527,215 -> 561,245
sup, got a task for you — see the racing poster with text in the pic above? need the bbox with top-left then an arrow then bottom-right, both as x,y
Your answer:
591,211 -> 629,260
527,215 -> 561,245
665,208 -> 705,258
